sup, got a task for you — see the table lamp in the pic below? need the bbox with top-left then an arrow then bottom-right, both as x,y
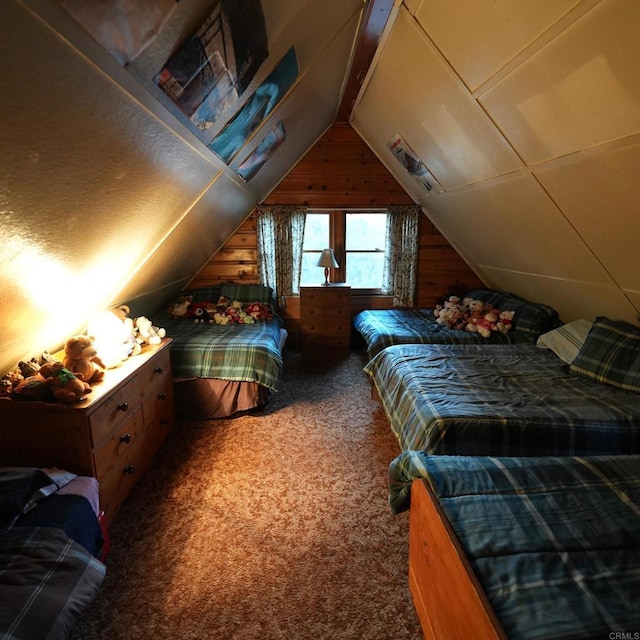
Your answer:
317,248 -> 339,285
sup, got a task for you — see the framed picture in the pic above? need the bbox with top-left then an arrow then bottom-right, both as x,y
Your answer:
387,133 -> 444,195
237,121 -> 286,181
209,46 -> 298,164
155,0 -> 268,132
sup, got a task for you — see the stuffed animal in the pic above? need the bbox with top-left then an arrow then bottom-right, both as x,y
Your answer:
167,295 -> 193,319
63,335 -> 106,383
496,310 -> 515,334
134,316 -> 166,345
213,311 -> 230,325
0,376 -> 14,396
39,362 -> 92,403
245,302 -> 273,321
476,311 -> 499,338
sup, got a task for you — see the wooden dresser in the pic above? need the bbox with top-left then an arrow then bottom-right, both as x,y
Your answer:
300,284 -> 351,358
0,339 -> 175,528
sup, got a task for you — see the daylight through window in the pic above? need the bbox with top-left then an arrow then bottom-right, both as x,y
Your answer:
301,210 -> 387,289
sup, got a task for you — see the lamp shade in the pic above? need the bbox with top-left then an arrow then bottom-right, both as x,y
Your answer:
316,248 -> 339,269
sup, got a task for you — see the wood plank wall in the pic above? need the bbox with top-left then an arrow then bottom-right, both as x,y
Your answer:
189,124 -> 483,343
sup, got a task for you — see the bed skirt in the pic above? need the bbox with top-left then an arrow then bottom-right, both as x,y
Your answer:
173,377 -> 272,419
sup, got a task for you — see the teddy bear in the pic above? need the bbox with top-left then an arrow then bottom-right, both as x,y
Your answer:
245,302 -> 273,321
167,295 -> 193,319
134,316 -> 166,345
39,362 -> 92,403
496,310 -> 515,334
63,335 -> 106,383
476,311 -> 499,338
213,311 -> 230,325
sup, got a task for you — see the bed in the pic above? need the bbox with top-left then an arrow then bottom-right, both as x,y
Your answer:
163,284 -> 287,419
394,453 -> 640,640
353,288 -> 560,358
0,467 -> 106,640
364,316 -> 640,457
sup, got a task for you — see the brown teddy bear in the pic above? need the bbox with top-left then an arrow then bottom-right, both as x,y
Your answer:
63,335 -> 106,383
39,362 -> 92,403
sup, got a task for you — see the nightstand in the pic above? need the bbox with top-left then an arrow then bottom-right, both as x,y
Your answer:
300,284 -> 351,358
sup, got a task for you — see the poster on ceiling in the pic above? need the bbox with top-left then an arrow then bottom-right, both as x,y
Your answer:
209,46 -> 298,164
155,0 -> 268,132
237,121 -> 286,182
387,134 -> 445,196
57,0 -> 179,65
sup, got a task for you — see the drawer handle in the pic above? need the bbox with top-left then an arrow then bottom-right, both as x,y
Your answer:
117,402 -> 128,412
124,464 -> 135,474
120,433 -> 132,444
158,392 -> 167,400
154,366 -> 164,375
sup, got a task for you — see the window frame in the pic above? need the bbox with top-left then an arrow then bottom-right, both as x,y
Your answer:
302,209 -> 387,293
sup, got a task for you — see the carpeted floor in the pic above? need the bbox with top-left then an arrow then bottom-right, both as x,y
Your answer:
71,348 -> 423,640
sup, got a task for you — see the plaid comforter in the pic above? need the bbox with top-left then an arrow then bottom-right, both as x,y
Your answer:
364,343 -> 640,456
165,316 -> 284,390
391,454 -> 640,639
353,309 -> 528,358
0,526 -> 106,640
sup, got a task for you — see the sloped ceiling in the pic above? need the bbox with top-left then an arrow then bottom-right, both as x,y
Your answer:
352,0 -> 640,325
0,0 -> 363,373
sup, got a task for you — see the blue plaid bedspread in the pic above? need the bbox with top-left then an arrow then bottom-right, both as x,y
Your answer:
165,316 -> 284,390
353,309 -> 528,358
365,343 -> 640,456
391,454 -> 640,639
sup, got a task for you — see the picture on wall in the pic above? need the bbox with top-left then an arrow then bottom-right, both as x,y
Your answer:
209,46 -> 298,164
387,133 -> 444,196
237,121 -> 286,181
155,0 -> 268,132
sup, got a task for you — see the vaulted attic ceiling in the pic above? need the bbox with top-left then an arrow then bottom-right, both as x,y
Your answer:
1,0 -> 639,377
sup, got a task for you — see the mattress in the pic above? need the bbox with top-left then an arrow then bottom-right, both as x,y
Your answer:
365,343 -> 640,456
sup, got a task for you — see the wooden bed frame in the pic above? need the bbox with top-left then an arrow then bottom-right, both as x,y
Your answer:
409,478 -> 506,640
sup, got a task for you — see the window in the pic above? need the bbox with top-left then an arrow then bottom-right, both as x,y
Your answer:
301,210 -> 387,290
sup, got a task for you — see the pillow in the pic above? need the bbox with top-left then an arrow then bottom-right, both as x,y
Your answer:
182,286 -> 222,304
220,284 -> 274,304
536,319 -> 593,364
569,317 -> 640,392
465,289 -> 560,338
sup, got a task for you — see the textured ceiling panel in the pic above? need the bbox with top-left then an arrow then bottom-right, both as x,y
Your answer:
423,173 -> 611,281
480,0 -> 640,164
352,7 -> 522,191
414,0 -> 580,91
534,142 -> 640,291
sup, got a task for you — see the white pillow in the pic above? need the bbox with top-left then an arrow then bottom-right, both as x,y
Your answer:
536,319 -> 593,364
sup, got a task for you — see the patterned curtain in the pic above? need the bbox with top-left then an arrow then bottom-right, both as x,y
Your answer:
382,205 -> 421,307
256,204 -> 307,303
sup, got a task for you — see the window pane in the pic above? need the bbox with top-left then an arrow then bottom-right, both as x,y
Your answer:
303,213 -> 329,250
346,213 -> 386,250
301,252 -> 327,285
346,252 -> 385,288
302,213 -> 329,284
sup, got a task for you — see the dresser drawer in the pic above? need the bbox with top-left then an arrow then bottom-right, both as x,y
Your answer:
89,377 -> 142,447
142,378 -> 174,424
93,405 -> 145,479
138,349 -> 172,393
97,453 -> 143,521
